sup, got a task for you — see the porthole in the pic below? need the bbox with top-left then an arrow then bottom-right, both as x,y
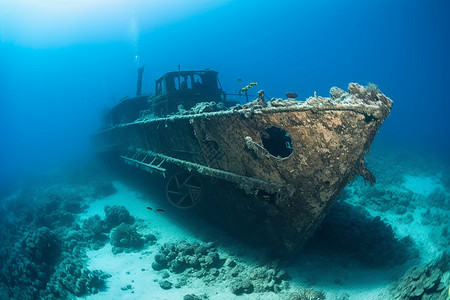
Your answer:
261,127 -> 293,158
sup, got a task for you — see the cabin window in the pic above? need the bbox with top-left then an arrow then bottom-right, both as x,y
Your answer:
179,76 -> 187,89
174,76 -> 180,90
160,80 -> 166,94
261,127 -> 293,158
217,77 -> 222,90
178,75 -> 192,89
156,81 -> 166,96
156,82 -> 161,96
186,75 -> 193,89
193,74 -> 202,88
165,76 -> 175,92
175,75 -> 193,90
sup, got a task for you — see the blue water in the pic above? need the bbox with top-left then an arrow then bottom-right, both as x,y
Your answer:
1,0 -> 449,183
1,0 -> 449,298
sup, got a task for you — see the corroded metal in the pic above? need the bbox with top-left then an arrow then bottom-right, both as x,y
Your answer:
93,73 -> 392,255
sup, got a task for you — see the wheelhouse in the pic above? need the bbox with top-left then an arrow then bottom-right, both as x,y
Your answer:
151,70 -> 223,117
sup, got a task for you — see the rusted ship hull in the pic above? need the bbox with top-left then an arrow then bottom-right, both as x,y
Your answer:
93,83 -> 392,254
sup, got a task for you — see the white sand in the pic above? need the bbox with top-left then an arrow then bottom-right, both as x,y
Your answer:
82,181 -> 290,300
82,181 -> 203,300
78,172 -> 448,300
402,175 -> 441,197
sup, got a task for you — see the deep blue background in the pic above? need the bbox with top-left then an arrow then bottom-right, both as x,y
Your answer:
1,0 -> 449,184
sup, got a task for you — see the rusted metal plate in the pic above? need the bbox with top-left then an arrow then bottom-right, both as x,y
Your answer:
92,83 -> 392,254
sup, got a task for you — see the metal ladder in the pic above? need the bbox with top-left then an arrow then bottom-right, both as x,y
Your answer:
121,149 -> 166,175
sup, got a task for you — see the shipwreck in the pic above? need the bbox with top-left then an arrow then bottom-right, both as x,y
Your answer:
92,67 -> 393,255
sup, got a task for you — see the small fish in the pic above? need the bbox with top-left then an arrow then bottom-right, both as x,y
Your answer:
240,86 -> 249,92
336,105 -> 343,108
249,82 -> 257,87
237,78 -> 243,82
286,92 -> 298,99
262,194 -> 271,199
146,206 -> 153,210
156,209 -> 165,213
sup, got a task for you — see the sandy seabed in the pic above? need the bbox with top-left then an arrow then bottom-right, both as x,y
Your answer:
1,149 -> 449,300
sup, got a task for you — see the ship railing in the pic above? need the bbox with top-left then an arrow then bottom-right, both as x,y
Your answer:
128,148 -> 295,198
121,149 -> 167,175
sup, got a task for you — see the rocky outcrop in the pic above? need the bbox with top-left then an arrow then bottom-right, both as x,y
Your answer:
389,252 -> 450,299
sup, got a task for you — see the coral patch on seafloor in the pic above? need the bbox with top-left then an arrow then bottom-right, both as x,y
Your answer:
183,294 -> 210,300
104,205 -> 135,228
389,252 -> 450,299
288,288 -> 326,300
110,223 -> 146,254
151,241 -> 290,295
22,226 -> 61,264
82,214 -> 110,250
43,253 -> 111,298
0,173 -> 113,299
